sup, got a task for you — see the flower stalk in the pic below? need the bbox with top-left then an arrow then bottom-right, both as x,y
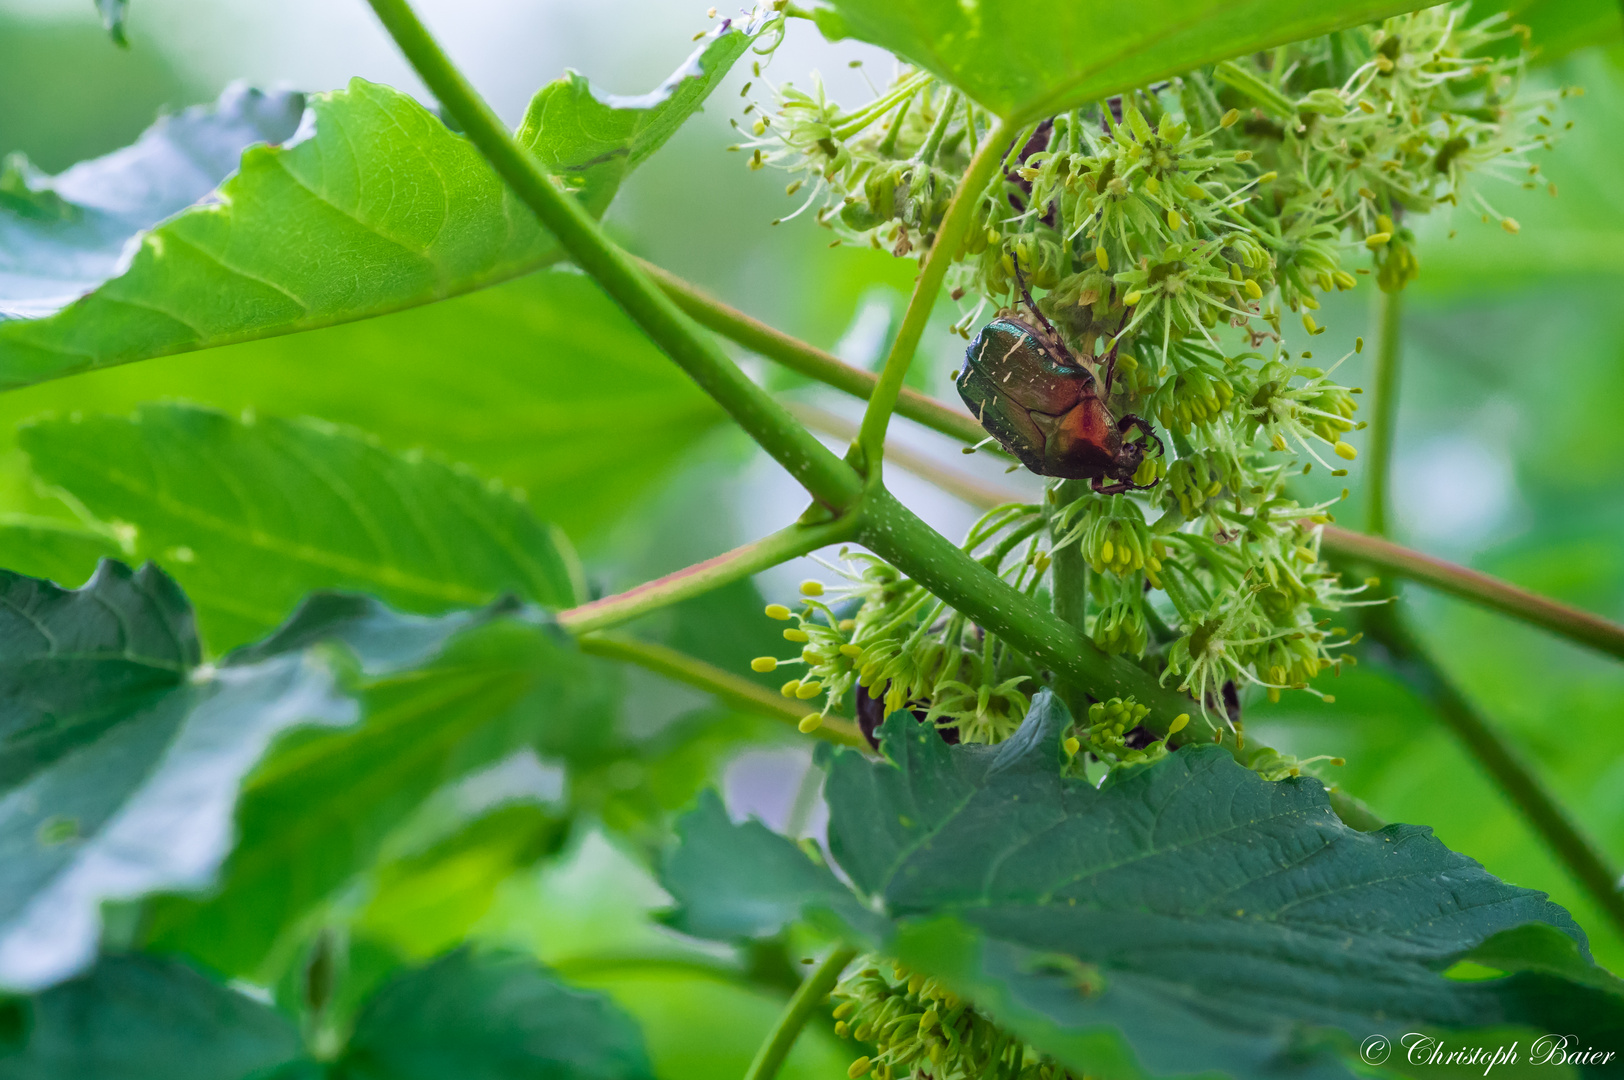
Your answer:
852,119 -> 1013,473
559,518 -> 857,636
578,634 -> 865,748
746,946 -> 861,1080
1365,286 -> 1404,536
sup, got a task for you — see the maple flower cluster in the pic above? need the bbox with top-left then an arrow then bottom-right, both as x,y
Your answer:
743,5 -> 1566,752
829,960 -> 1093,1080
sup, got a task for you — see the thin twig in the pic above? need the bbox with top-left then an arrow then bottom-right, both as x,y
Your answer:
744,946 -> 860,1080
559,518 -> 856,635
579,633 -> 865,748
854,120 -> 1014,471
1365,287 -> 1403,537
1363,606 -> 1624,938
1322,525 -> 1624,662
638,258 -> 993,451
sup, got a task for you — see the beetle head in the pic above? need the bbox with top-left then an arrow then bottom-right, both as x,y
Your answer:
1109,438 -> 1147,482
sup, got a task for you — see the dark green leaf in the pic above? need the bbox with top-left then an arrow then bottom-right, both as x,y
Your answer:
333,949 -> 654,1080
663,790 -> 882,943
0,561 -> 563,993
666,691 -> 1624,1078
20,403 -> 583,651
0,86 -> 304,320
144,596 -> 615,979
0,28 -> 750,388
811,0 -> 1438,122
0,560 -> 356,992
0,953 -> 308,1079
94,0 -> 129,47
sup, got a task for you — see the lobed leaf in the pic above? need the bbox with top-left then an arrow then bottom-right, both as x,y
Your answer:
0,26 -> 750,387
0,953 -> 306,1079
0,948 -> 658,1080
333,949 -> 656,1080
19,403 -> 584,651
0,84 -> 304,322
0,555 -> 611,992
665,691 -> 1624,1079
810,0 -> 1442,123
142,592 -> 614,980
0,561 -> 355,991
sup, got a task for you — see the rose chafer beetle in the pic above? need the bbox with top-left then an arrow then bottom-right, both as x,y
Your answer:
956,264 -> 1163,494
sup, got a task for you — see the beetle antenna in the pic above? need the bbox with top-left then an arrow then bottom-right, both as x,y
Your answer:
1101,304 -> 1132,397
1011,256 -> 1071,367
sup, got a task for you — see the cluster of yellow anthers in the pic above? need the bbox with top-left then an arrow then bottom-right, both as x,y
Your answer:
1163,452 -> 1241,517
832,960 -> 1083,1080
751,545 -> 1041,745
1055,499 -> 1165,584
1242,341 -> 1366,469
752,579 -> 857,734
1065,697 -> 1190,768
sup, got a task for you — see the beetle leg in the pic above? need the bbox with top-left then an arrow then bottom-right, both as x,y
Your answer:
1011,255 -> 1074,369
1091,478 -> 1132,496
1117,413 -> 1165,458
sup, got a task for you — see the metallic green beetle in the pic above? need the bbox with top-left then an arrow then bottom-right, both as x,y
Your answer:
955,274 -> 1163,493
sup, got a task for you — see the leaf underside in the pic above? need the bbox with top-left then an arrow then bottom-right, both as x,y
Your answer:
813,0 -> 1447,122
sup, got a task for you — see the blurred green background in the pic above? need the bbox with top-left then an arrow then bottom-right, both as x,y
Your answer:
1,0 -> 1621,1037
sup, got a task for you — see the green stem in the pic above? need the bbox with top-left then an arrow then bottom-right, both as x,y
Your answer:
1364,605 -> 1624,939
1365,286 -> 1403,536
1048,480 -> 1090,637
637,259 -> 990,449
363,0 -> 862,511
832,71 -> 931,142
916,89 -> 960,166
559,519 -> 855,635
876,91 -> 915,158
578,633 -> 865,748
1322,525 -> 1624,662
1048,480 -> 1092,720
744,946 -> 859,1080
857,489 -> 1212,740
853,118 -> 1013,472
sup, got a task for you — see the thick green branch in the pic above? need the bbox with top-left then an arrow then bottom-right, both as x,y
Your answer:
854,120 -> 1014,470
1365,287 -> 1403,536
1363,605 -> 1624,938
1048,480 -> 1090,637
363,0 -> 862,510
578,633 -> 865,748
1322,525 -> 1624,662
744,946 -> 859,1080
638,259 -> 991,449
559,519 -> 855,636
